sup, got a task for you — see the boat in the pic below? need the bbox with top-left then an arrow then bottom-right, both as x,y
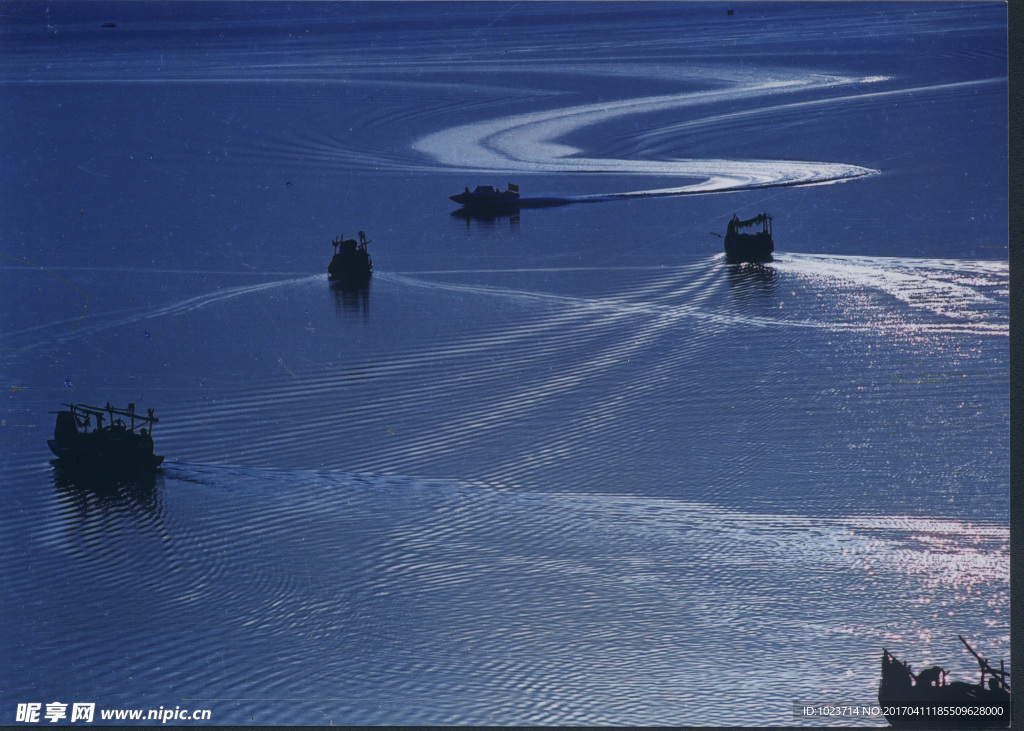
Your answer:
878,636 -> 1011,728
449,183 -> 520,210
328,231 -> 373,283
724,212 -> 774,263
48,402 -> 164,471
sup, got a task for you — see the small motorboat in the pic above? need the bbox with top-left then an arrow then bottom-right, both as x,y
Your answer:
449,183 -> 520,210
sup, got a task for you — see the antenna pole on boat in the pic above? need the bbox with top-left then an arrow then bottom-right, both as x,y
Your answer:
960,635 -> 986,685
958,635 -> 1009,688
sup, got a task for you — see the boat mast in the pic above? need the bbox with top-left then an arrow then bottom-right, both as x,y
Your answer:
958,635 -> 1010,689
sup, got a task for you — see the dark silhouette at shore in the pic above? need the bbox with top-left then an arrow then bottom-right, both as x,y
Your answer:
878,637 -> 1010,728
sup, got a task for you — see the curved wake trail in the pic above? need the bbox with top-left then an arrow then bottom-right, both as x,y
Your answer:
415,70 -> 884,196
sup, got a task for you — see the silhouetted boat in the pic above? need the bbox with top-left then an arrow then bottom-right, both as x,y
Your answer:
48,402 -> 163,472
724,212 -> 774,263
328,231 -> 373,283
450,183 -> 520,210
879,637 -> 1011,728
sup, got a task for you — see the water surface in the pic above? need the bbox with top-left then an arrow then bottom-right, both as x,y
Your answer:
0,2 -> 1008,725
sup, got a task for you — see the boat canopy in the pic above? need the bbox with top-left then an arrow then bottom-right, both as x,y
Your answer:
732,212 -> 771,229
51,402 -> 158,432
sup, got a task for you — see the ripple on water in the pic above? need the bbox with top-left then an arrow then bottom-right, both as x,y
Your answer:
24,465 -> 1003,724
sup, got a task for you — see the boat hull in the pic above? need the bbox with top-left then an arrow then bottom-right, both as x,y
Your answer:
878,686 -> 1011,728
48,437 -> 164,472
327,252 -> 372,283
724,231 -> 774,264
449,186 -> 520,210
879,652 -> 1011,728
450,196 -> 519,208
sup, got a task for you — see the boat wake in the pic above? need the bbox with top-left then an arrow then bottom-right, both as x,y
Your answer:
384,251 -> 1009,338
414,69 -> 887,198
223,61 -> 1002,212
1,274 -> 319,350
773,254 -> 1008,335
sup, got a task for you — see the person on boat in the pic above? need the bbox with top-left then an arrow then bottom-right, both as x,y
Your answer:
916,666 -> 943,686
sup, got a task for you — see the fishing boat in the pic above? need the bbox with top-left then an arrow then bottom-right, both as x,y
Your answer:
878,636 -> 1011,728
48,402 -> 163,471
328,231 -> 372,283
449,183 -> 520,210
724,212 -> 774,263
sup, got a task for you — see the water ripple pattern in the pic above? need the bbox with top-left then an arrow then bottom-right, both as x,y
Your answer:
5,464 -> 1007,725
130,254 -> 1009,517
0,2 -> 1007,726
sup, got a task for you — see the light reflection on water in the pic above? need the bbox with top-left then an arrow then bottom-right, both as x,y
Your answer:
1,252 -> 1009,725
0,1 -> 1008,726
14,463 -> 1005,725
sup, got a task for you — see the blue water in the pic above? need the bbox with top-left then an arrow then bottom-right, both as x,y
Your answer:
0,2 -> 1008,725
